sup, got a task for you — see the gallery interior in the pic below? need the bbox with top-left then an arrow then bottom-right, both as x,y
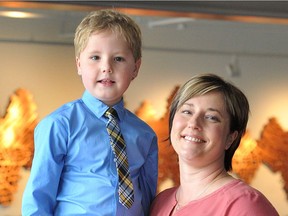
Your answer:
0,2 -> 288,215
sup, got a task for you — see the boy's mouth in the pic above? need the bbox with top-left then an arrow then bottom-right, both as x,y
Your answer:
98,78 -> 115,84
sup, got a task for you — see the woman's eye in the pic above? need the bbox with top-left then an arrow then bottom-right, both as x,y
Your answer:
181,110 -> 192,115
114,57 -> 124,62
205,115 -> 220,122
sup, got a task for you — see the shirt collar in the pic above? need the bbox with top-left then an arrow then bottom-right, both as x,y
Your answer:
81,90 -> 125,121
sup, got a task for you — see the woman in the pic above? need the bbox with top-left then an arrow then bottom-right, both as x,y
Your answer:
150,74 -> 278,215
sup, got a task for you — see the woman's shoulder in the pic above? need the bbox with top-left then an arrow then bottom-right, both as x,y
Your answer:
158,187 -> 178,197
150,187 -> 178,215
224,179 -> 266,195
222,179 -> 268,198
221,179 -> 279,215
152,187 -> 177,204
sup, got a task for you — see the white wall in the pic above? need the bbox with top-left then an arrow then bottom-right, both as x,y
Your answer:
0,42 -> 288,215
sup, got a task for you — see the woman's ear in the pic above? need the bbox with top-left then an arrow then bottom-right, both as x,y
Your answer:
225,131 -> 238,150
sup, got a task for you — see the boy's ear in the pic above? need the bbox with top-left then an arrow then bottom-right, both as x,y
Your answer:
76,57 -> 82,75
132,58 -> 141,80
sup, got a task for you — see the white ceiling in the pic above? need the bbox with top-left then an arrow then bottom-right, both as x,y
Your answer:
0,2 -> 288,58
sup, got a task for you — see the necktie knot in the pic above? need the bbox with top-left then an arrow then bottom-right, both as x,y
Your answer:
105,107 -> 118,120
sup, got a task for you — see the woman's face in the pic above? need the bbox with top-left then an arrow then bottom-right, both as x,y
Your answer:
171,91 -> 237,167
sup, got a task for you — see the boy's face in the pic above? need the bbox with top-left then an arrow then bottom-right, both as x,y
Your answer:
76,31 -> 141,106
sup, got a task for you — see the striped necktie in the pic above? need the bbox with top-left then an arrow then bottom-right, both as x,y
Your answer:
105,107 -> 134,209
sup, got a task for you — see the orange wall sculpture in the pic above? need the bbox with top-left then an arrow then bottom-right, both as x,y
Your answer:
0,87 -> 287,206
0,89 -> 37,206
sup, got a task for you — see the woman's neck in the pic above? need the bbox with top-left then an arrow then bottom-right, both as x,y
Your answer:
177,165 -> 230,204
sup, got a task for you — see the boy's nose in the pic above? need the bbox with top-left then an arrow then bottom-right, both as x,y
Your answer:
101,59 -> 113,73
102,68 -> 112,73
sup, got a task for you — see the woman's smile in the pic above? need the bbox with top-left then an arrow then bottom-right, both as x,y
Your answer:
183,135 -> 205,143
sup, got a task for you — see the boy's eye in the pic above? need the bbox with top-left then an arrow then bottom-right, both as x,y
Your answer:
91,56 -> 100,60
114,57 -> 124,62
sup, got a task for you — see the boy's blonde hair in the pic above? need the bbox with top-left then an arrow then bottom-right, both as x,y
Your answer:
74,9 -> 142,61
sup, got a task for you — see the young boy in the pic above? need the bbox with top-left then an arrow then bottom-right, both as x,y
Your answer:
22,9 -> 158,216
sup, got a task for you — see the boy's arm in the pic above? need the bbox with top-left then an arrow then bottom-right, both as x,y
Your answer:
139,135 -> 158,216
22,118 -> 66,215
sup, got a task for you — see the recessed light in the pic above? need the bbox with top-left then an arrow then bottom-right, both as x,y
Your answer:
0,11 -> 42,18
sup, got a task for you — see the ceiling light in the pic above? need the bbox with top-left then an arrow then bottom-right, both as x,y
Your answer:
0,11 -> 42,19
148,17 -> 195,28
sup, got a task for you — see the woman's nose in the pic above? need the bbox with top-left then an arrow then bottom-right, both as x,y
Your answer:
187,116 -> 202,130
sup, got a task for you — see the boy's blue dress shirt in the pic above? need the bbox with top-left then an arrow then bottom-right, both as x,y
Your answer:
22,90 -> 158,216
